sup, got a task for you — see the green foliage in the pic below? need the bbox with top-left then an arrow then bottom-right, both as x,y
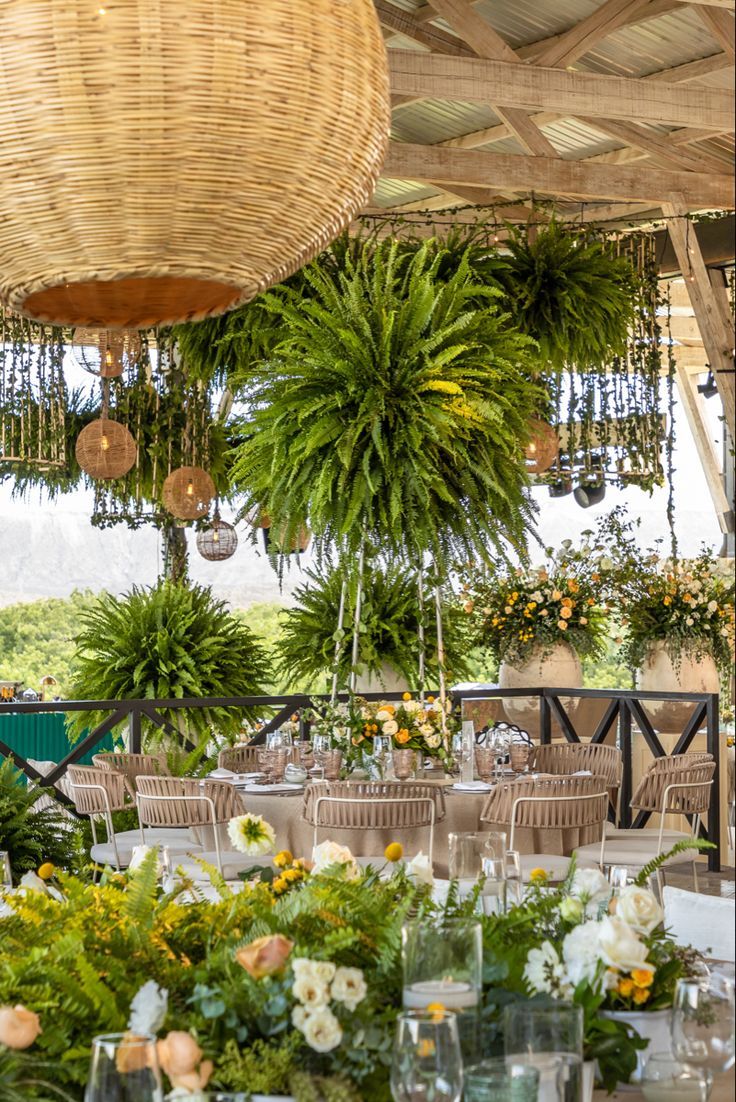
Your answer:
495,221 -> 638,371
229,237 -> 543,566
634,838 -> 714,886
0,757 -> 79,882
0,590 -> 96,697
278,556 -> 472,691
67,580 -> 269,745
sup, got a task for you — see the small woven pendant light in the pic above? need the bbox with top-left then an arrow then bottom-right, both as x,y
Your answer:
0,1 -> 390,329
75,418 -> 137,479
71,329 -> 141,377
196,511 -> 238,561
263,523 -> 311,556
525,418 -> 560,474
162,466 -> 215,521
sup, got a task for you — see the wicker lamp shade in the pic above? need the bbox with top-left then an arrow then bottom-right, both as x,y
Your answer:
162,466 -> 215,521
196,518 -> 238,562
0,1 -> 390,329
525,418 -> 560,474
75,418 -> 137,480
71,329 -> 141,377
263,523 -> 312,556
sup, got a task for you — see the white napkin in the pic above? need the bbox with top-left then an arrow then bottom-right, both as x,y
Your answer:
452,780 -> 492,792
571,769 -> 593,776
209,767 -> 237,779
241,782 -> 304,794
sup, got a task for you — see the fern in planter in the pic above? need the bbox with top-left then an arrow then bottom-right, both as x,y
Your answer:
0,757 -> 77,882
278,558 -> 473,691
228,238 -> 543,566
495,221 -> 638,370
67,580 -> 269,747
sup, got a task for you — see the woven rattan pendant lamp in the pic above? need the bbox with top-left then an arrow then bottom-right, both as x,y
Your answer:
0,1 -> 390,330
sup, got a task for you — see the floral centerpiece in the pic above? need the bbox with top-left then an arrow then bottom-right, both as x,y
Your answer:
460,534 -> 610,666
358,692 -> 454,768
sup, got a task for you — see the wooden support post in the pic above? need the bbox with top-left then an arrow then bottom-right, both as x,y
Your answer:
674,367 -> 734,534
663,200 -> 736,439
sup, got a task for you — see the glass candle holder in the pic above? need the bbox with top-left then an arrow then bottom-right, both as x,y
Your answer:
474,747 -> 496,783
464,1058 -> 540,1102
402,917 -> 482,1063
392,748 -> 417,781
390,1010 -> 464,1102
84,1033 -> 162,1102
504,1002 -> 584,1102
448,831 -> 507,914
322,749 -> 343,782
641,1052 -> 709,1102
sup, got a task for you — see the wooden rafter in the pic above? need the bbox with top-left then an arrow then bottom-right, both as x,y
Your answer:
644,52 -> 733,83
674,367 -> 734,533
387,51 -> 735,131
533,0 -> 654,69
383,142 -> 734,207
695,7 -> 736,62
578,117 -> 732,173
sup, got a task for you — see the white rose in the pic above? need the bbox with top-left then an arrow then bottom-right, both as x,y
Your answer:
382,720 -> 399,736
597,916 -> 654,974
570,868 -> 612,916
615,886 -> 663,935
128,980 -> 168,1035
330,967 -> 367,1010
291,1005 -> 308,1030
424,732 -> 441,749
406,852 -> 433,887
404,700 -> 422,714
292,975 -> 330,1009
524,941 -> 567,996
708,600 -> 718,612
310,961 -> 337,986
562,920 -> 603,991
300,1007 -> 343,1053
375,709 -> 392,722
311,841 -> 361,881
559,897 -> 584,923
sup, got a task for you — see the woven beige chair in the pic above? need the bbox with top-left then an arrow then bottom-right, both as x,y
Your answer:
217,745 -> 261,773
531,742 -> 623,820
304,781 -> 445,866
575,756 -> 715,891
68,764 -> 203,870
93,752 -> 169,798
480,775 -> 608,882
135,775 -> 255,879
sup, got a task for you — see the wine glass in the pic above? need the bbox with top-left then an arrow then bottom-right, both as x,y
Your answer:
641,1052 -> 708,1102
312,733 -> 332,777
0,850 -> 12,889
672,974 -> 735,1089
390,1010 -> 464,1102
607,865 -> 630,894
373,734 -> 392,779
84,1033 -> 162,1102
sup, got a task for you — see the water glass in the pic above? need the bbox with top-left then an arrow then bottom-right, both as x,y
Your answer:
449,832 -> 507,915
672,974 -> 736,1081
296,740 -> 314,770
373,734 -> 392,779
474,747 -> 496,783
312,733 -> 332,775
464,1058 -> 540,1102
504,1002 -> 584,1102
0,850 -> 12,889
607,865 -> 630,893
510,742 -> 532,774
390,1010 -> 463,1102
505,850 -> 524,909
84,1033 -> 162,1102
641,1051 -> 709,1102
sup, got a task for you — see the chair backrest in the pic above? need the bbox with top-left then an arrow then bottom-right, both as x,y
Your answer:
135,775 -> 240,828
217,745 -> 262,773
530,742 -> 622,787
480,774 -> 609,832
68,764 -> 130,816
303,780 -> 446,826
631,758 -> 715,816
93,752 -> 169,793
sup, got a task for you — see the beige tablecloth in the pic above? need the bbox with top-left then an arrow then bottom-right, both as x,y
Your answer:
203,782 -> 598,876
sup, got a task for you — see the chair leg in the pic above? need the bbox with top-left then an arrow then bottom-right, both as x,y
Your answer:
692,860 -> 699,893
654,869 -> 665,902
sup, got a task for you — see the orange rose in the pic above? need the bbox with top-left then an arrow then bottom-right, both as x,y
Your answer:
395,730 -> 411,745
235,934 -> 293,979
0,1005 -> 41,1050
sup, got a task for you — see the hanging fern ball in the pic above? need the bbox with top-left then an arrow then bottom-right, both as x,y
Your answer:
68,579 -> 269,746
496,221 -> 639,371
229,239 -> 543,564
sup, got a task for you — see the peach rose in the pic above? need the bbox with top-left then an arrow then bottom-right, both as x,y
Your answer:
115,1034 -> 156,1075
157,1031 -> 213,1091
235,934 -> 294,979
0,1005 -> 42,1049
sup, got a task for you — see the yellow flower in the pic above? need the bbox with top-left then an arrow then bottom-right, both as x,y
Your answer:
384,842 -> 404,862
402,692 -> 412,701
395,729 -> 411,745
552,589 -> 563,601
618,978 -> 634,998
282,868 -> 302,882
511,591 -> 519,601
683,593 -> 692,602
663,596 -> 672,606
631,969 -> 654,989
560,607 -> 573,619
427,695 -> 435,704
529,868 -> 548,885
426,1003 -> 446,1024
587,598 -> 595,606
632,987 -> 650,1006
418,1038 -> 437,1057
272,876 -> 288,894
567,579 -> 579,593
558,620 -> 568,631
505,606 -> 513,614
273,850 -> 293,868
561,597 -> 573,608
37,862 -> 55,880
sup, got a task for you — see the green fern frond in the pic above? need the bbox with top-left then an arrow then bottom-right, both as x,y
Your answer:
634,838 -> 714,886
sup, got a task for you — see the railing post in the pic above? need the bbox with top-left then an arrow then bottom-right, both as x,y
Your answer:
539,692 -> 551,746
619,700 -> 632,829
129,707 -> 142,754
706,691 -> 721,872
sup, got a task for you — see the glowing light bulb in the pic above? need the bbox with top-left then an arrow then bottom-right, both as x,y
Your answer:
213,530 -> 220,543
528,442 -> 537,454
105,349 -> 114,368
100,434 -> 110,451
98,6 -> 106,14
186,480 -> 194,496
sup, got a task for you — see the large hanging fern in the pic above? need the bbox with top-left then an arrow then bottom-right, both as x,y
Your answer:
229,239 -> 542,565
67,580 -> 269,746
495,221 -> 638,371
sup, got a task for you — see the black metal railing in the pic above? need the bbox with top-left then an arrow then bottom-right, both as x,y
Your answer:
0,685 -> 722,870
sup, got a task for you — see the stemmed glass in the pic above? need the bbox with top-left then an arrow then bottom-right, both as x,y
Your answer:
84,1033 -> 162,1102
373,734 -> 392,779
312,734 -> 332,778
390,1010 -> 464,1102
672,974 -> 736,1094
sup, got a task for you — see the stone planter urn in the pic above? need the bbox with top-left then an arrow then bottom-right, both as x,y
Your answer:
499,642 -> 583,737
354,663 -> 408,696
636,641 -> 719,733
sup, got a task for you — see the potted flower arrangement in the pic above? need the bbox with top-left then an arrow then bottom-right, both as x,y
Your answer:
460,535 -> 610,731
359,692 -> 454,778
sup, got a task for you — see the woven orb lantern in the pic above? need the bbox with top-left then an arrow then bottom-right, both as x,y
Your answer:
71,329 -> 141,377
0,1 -> 390,329
162,466 -> 215,521
525,418 -> 560,474
75,418 -> 137,479
196,517 -> 238,562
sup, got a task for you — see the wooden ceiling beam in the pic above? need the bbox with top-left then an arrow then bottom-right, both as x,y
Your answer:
387,51 -> 735,130
578,117 -> 732,172
533,0 -> 654,69
644,52 -> 733,83
383,141 -> 735,206
374,0 -> 472,56
677,0 -> 734,9
695,7 -> 736,62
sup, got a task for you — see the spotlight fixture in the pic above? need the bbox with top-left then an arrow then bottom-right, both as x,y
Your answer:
573,479 -> 606,509
697,369 -> 718,399
548,477 -> 573,498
